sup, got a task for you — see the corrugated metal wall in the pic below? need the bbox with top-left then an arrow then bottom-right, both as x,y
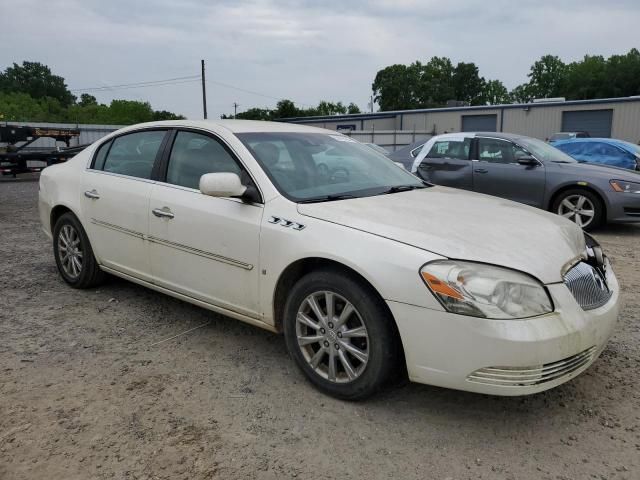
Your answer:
287,99 -> 640,146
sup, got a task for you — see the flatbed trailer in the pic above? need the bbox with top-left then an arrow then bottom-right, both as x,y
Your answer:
0,124 -> 86,177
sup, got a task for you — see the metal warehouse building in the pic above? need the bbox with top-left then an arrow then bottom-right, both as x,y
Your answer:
284,96 -> 640,150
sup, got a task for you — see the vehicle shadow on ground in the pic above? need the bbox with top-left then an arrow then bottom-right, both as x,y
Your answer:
595,223 -> 640,237
99,274 -> 603,429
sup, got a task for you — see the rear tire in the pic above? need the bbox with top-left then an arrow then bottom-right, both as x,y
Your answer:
552,189 -> 604,231
283,268 -> 401,400
53,212 -> 106,288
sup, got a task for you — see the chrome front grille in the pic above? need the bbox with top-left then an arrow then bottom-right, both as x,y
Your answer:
564,261 -> 612,310
467,346 -> 597,387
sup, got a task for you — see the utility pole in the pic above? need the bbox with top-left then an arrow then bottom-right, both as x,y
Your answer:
201,59 -> 208,119
233,102 -> 239,119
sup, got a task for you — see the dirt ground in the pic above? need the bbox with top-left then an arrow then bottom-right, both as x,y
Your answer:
1,178 -> 639,480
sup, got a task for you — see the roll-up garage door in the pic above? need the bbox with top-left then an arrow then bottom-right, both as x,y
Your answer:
461,114 -> 497,132
561,109 -> 613,138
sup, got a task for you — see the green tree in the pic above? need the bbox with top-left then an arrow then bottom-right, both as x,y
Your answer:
452,62 -> 486,105
0,61 -> 76,107
347,102 -> 361,114
510,83 -> 534,103
0,92 -> 47,121
417,57 -> 455,107
152,110 -> 186,121
227,107 -> 273,120
481,79 -> 510,105
603,48 -> 640,98
272,99 -> 299,118
526,55 -> 567,99
372,64 -> 420,111
78,93 -> 98,107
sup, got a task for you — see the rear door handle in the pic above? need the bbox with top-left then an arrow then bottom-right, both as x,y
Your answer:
474,168 -> 488,174
152,207 -> 174,219
84,189 -> 100,199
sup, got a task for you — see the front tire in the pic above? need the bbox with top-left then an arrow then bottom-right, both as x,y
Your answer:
53,212 -> 106,288
552,189 -> 604,231
283,268 -> 401,400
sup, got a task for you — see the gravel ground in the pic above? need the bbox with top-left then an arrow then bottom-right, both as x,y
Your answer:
1,179 -> 639,480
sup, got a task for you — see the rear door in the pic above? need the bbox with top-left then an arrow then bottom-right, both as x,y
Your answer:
416,136 -> 473,190
82,129 -> 169,282
472,137 -> 546,207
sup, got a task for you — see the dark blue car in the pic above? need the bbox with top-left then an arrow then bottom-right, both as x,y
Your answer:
551,138 -> 640,171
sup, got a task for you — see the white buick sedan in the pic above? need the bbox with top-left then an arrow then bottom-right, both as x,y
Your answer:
39,120 -> 620,400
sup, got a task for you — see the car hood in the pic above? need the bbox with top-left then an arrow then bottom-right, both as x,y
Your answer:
554,160 -> 640,177
297,186 -> 586,284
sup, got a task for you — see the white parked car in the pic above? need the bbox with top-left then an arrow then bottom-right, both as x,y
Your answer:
39,120 -> 619,400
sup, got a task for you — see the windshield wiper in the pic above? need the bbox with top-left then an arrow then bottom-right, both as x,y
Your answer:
297,193 -> 358,204
382,184 -> 427,194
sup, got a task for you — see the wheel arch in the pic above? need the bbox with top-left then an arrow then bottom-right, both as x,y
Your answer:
547,183 -> 608,220
50,204 -> 81,232
272,257 -> 400,334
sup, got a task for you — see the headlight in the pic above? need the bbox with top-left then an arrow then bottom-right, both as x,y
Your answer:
610,179 -> 640,193
420,261 -> 553,320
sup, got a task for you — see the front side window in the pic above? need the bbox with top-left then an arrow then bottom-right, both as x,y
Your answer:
101,130 -> 166,179
427,139 -> 471,160
477,138 -> 529,163
165,131 -> 242,190
237,132 -> 424,202
517,137 -> 577,163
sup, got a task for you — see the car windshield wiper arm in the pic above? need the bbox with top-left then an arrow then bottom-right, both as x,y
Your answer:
297,193 -> 358,204
382,184 -> 427,194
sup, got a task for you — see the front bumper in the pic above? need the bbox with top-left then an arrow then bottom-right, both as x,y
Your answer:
388,267 -> 619,396
606,192 -> 640,223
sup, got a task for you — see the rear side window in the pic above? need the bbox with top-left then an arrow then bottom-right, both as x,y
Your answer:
101,130 -> 166,179
92,140 -> 112,170
166,131 -> 242,189
426,139 -> 471,160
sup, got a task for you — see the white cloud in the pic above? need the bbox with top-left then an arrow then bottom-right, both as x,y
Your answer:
0,0 -> 638,119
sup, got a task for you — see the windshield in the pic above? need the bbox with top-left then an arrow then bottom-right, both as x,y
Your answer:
237,132 -> 425,202
517,137 -> 577,163
550,133 -> 571,141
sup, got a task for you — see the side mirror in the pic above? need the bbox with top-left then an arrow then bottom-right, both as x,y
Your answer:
199,172 -> 247,198
517,156 -> 539,166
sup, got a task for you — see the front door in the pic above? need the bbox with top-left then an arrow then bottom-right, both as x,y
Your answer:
416,136 -> 473,190
148,129 -> 263,318
472,137 -> 546,207
82,129 -> 168,282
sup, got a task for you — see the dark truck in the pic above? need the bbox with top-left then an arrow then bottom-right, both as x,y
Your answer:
0,124 -> 86,177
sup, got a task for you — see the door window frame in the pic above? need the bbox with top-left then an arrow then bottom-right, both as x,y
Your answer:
473,136 -> 543,167
87,127 -> 172,183
425,138 -> 472,161
155,127 -> 264,204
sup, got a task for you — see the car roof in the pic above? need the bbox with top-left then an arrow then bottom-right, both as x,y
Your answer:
114,119 -> 331,135
553,138 -> 639,150
432,132 -> 528,141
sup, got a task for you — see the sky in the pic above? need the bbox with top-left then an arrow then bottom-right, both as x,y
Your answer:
1,0 -> 639,119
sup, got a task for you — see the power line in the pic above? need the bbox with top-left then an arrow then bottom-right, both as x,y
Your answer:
205,79 -> 314,107
71,73 -> 316,109
70,75 -> 201,93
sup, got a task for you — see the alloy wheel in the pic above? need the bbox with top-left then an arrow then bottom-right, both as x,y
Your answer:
557,194 -> 595,228
295,291 -> 369,383
57,224 -> 83,278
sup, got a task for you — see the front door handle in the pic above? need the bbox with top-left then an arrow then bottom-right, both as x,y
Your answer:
474,168 -> 488,174
84,189 -> 100,199
152,207 -> 175,219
